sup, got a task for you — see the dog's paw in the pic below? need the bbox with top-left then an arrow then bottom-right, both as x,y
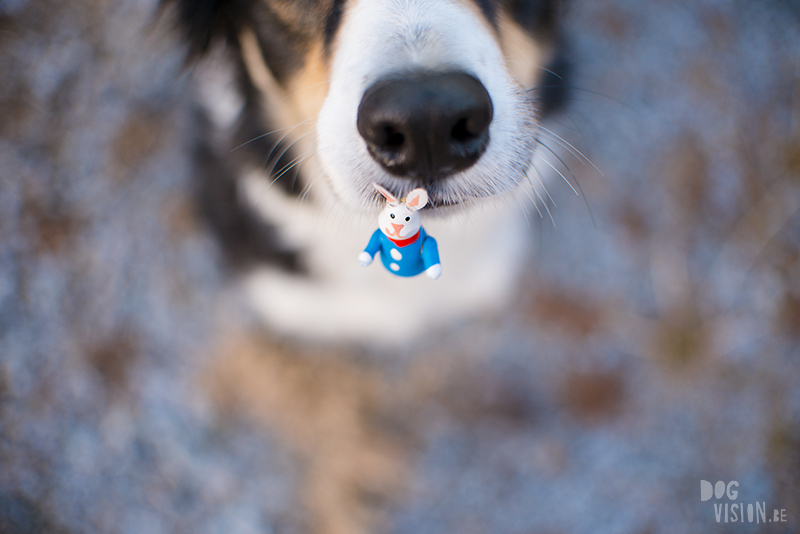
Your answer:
425,263 -> 442,280
358,251 -> 374,267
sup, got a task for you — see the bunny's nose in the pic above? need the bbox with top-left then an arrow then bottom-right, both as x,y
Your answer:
385,223 -> 404,237
357,71 -> 493,181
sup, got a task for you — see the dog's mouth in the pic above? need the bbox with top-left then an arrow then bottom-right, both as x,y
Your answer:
367,177 -> 509,214
428,196 -> 464,210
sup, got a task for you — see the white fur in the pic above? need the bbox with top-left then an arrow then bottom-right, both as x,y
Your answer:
195,47 -> 244,132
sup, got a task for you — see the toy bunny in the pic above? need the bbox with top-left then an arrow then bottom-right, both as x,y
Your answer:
359,183 -> 442,279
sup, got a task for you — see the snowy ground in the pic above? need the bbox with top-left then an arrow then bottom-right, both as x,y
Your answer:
1,0 -> 799,533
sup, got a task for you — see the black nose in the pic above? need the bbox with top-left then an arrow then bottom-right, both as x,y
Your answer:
356,71 -> 493,181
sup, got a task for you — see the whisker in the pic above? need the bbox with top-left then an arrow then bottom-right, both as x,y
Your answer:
250,143 -> 316,207
528,159 -> 557,207
536,127 -> 584,163
528,165 -> 556,227
272,149 -> 319,185
527,85 -> 633,110
331,199 -> 346,239
251,172 -> 290,207
536,153 -> 577,196
519,173 -> 543,220
321,194 -> 339,230
291,132 -> 322,191
532,65 -> 563,81
346,200 -> 358,237
297,173 -> 322,205
270,151 -> 307,180
265,130 -> 314,176
536,138 -> 577,189
537,138 -> 597,229
271,137 -> 317,178
538,124 -> 605,178
516,195 -> 532,229
264,123 -> 315,170
231,118 -> 316,152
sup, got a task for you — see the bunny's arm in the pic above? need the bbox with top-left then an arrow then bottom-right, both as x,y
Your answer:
420,234 -> 441,279
359,229 -> 383,266
420,235 -> 439,267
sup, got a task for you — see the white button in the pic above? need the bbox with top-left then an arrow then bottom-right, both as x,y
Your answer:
390,249 -> 402,260
389,263 -> 400,271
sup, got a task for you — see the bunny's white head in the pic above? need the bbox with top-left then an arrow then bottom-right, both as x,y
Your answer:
374,183 -> 429,240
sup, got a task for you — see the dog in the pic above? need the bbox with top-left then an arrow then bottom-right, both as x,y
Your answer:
163,0 -> 570,344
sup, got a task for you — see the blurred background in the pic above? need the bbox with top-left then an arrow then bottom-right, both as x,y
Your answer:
1,0 -> 799,533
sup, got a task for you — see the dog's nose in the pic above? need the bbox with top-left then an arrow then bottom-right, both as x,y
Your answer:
357,71 -> 493,180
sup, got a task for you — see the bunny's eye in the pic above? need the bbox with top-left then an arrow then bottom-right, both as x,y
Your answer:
405,216 -> 410,221
390,213 -> 395,219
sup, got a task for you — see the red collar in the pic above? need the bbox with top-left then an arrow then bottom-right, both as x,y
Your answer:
387,230 -> 420,247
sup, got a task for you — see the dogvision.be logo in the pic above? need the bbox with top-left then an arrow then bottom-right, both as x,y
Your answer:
701,480 -> 788,524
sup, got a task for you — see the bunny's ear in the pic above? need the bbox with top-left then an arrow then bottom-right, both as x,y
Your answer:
373,183 -> 400,206
404,188 -> 429,211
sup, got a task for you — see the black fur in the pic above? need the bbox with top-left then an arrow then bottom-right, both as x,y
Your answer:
163,0 -> 317,85
163,0 -> 255,58
507,0 -> 563,35
226,49 -> 305,198
471,0 -> 500,27
193,109 -> 304,273
507,0 -> 571,117
248,3 -> 309,84
536,44 -> 571,117
324,0 -> 346,52
162,0 -> 313,270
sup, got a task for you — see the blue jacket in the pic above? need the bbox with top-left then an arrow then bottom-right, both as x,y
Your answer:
363,227 -> 440,277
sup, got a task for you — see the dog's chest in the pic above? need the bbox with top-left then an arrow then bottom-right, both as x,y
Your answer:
240,177 -> 530,345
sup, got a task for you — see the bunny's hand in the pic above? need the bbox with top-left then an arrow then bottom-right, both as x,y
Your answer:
425,263 -> 442,280
360,229 -> 383,267
359,251 -> 374,267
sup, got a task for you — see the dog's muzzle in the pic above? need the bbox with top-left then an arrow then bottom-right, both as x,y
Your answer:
356,71 -> 493,182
